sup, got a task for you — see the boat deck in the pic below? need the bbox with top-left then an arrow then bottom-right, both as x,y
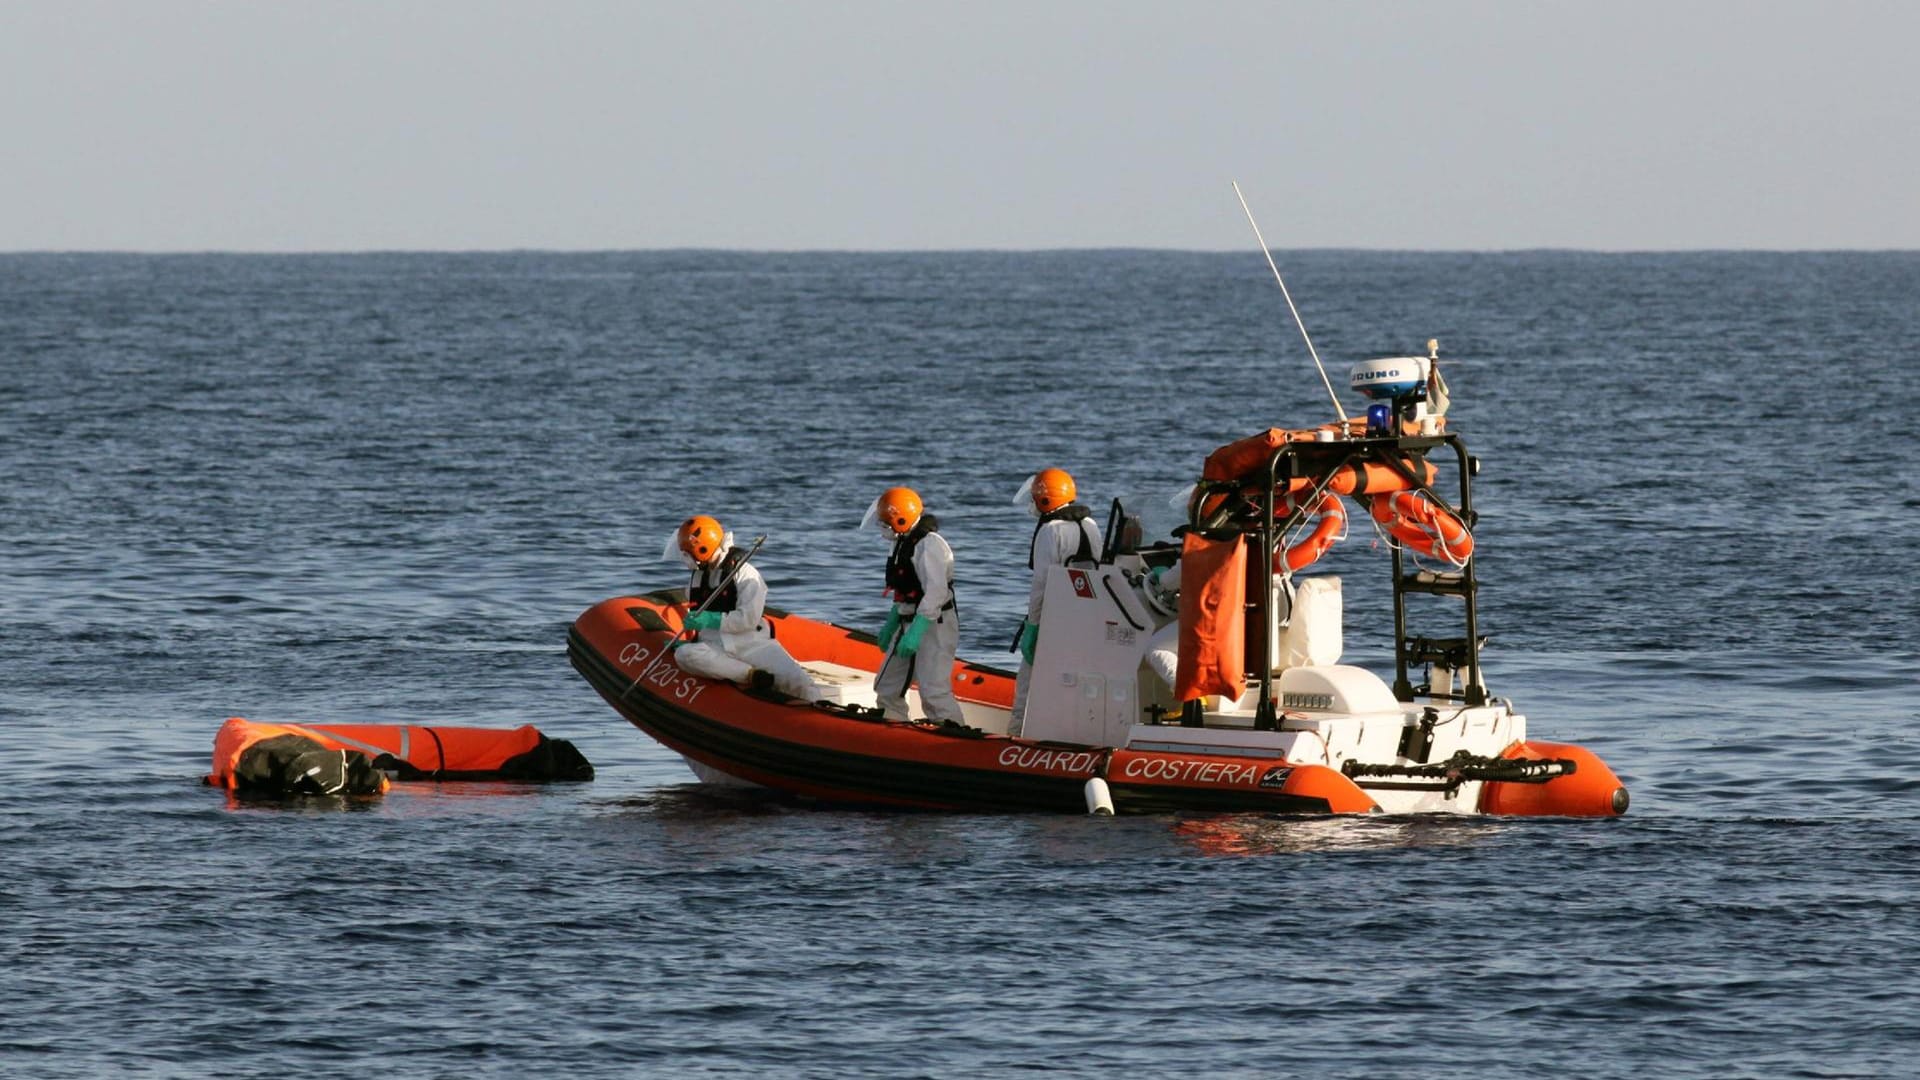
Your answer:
798,659 -> 1012,734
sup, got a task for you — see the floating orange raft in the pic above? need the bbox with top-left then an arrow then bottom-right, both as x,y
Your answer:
208,717 -> 593,797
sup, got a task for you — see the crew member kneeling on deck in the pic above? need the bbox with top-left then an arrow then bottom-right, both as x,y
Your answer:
1010,467 -> 1104,736
863,487 -> 966,726
667,516 -> 822,702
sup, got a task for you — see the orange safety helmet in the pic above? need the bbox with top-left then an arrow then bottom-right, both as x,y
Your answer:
675,515 -> 725,564
1025,468 -> 1076,515
867,486 -> 924,535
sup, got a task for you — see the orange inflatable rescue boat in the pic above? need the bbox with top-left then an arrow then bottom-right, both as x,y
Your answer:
208,717 -> 593,797
569,341 -> 1628,817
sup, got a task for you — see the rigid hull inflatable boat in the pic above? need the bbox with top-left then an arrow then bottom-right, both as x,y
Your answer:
571,593 -> 1383,814
571,350 -> 1628,817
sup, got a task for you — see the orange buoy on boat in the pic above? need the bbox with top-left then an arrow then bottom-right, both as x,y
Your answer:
1370,489 -> 1473,566
1479,741 -> 1630,817
1276,489 -> 1347,573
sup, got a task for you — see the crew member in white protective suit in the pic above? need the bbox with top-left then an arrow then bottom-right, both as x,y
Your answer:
667,516 -> 822,702
863,486 -> 967,727
1009,467 -> 1104,736
1137,555 -> 1205,726
1140,558 -> 1183,694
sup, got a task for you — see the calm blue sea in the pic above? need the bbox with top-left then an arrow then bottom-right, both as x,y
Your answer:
3,250 -> 1917,1079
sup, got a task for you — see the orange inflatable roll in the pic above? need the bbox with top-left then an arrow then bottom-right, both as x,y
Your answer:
208,717 -> 593,793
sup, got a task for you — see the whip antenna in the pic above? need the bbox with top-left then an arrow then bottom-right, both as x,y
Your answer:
1232,181 -> 1348,423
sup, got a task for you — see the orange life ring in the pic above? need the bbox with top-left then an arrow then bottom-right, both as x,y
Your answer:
1276,490 -> 1347,573
1369,490 -> 1473,566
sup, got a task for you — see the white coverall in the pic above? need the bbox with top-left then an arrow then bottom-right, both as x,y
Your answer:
1141,561 -> 1183,693
874,529 -> 964,723
1009,510 -> 1105,734
674,544 -> 822,702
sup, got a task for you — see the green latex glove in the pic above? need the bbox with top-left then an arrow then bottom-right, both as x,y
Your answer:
685,610 -> 724,632
1018,621 -> 1038,665
897,614 -> 932,658
879,607 -> 903,649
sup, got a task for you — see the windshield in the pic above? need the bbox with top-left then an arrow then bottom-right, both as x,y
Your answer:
1103,493 -> 1188,559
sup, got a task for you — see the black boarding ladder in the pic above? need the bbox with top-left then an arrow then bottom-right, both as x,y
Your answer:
1384,432 -> 1486,707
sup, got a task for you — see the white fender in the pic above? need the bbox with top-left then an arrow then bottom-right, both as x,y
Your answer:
1084,776 -> 1115,816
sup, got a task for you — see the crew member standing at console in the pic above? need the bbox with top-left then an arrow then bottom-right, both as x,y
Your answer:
1010,467 -> 1104,735
667,515 -> 821,701
863,487 -> 966,727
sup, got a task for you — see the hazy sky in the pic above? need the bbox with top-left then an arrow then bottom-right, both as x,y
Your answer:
3,1 -> 1914,252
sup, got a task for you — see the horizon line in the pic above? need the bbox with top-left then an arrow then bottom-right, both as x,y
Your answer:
4,245 -> 1917,257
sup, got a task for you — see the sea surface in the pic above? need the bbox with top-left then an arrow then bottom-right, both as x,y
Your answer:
3,250 -> 1917,1079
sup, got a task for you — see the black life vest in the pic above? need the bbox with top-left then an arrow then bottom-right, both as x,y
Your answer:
1028,504 -> 1097,569
885,515 -> 947,607
689,550 -> 745,612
